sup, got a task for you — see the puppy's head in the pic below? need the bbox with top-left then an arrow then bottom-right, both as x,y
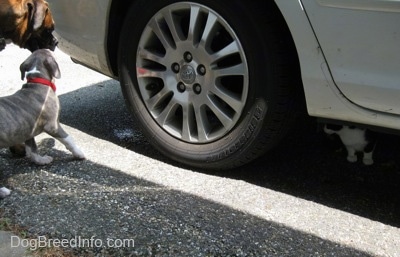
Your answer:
20,49 -> 61,81
20,0 -> 58,52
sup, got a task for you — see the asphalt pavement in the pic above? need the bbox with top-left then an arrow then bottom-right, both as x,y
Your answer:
0,45 -> 399,256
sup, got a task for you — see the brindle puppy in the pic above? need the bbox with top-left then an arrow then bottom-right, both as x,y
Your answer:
0,49 -> 85,198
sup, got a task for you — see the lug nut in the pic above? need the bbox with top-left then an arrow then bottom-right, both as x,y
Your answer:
171,63 -> 180,73
193,83 -> 202,94
197,65 -> 206,76
184,52 -> 193,62
177,82 -> 186,93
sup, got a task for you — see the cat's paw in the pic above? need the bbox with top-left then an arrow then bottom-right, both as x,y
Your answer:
347,155 -> 357,163
363,158 -> 374,166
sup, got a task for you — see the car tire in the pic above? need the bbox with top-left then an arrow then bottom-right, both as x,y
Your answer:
118,0 -> 301,170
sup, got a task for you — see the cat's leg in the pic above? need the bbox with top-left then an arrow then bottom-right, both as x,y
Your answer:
345,146 -> 358,163
362,151 -> 374,165
363,141 -> 376,165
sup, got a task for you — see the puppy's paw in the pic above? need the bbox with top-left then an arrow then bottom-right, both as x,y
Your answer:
32,154 -> 53,165
73,148 -> 86,160
0,187 -> 11,198
73,149 -> 86,160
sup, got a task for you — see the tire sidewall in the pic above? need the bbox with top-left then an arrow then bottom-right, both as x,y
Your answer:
118,0 -> 283,168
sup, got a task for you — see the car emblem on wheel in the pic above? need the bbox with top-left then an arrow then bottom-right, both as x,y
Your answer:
180,65 -> 196,84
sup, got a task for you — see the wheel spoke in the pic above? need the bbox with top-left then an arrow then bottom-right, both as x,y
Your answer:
148,17 -> 175,50
214,63 -> 246,77
206,97 -> 233,128
188,5 -> 201,43
144,87 -> 171,109
155,99 -> 179,126
210,41 -> 240,64
193,105 -> 210,141
162,9 -> 184,43
210,84 -> 243,113
200,13 -> 218,49
138,47 -> 168,66
181,103 -> 195,141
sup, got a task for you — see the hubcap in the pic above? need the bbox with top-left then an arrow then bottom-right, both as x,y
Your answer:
180,65 -> 196,84
136,2 -> 249,143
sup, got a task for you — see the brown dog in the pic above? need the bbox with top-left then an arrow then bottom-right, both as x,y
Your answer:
0,0 -> 57,52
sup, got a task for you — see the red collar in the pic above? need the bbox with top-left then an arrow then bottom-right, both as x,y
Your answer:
27,77 -> 56,92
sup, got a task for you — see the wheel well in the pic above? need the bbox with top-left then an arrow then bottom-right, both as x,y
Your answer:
107,0 -> 132,77
273,1 -> 305,113
250,0 -> 307,111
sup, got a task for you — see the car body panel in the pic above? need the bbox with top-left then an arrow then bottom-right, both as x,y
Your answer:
275,0 -> 400,131
48,0 -> 112,76
47,0 -> 400,131
302,0 -> 400,115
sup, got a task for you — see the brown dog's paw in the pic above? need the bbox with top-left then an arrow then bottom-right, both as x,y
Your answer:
9,144 -> 26,157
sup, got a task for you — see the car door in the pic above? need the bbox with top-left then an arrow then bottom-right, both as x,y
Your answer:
301,0 -> 400,115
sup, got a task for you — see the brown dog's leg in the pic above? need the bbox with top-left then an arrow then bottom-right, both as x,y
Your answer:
9,144 -> 26,157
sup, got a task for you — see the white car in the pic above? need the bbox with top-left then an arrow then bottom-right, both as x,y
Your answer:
47,0 -> 400,169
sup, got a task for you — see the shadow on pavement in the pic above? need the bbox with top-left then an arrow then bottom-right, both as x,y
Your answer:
59,80 -> 400,229
1,144 -> 371,256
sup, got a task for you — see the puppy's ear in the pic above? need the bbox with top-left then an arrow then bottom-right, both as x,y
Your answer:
45,57 -> 61,79
27,0 -> 49,31
20,57 -> 34,80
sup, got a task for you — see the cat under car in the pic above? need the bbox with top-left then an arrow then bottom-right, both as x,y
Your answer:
0,49 -> 85,198
324,123 -> 377,166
